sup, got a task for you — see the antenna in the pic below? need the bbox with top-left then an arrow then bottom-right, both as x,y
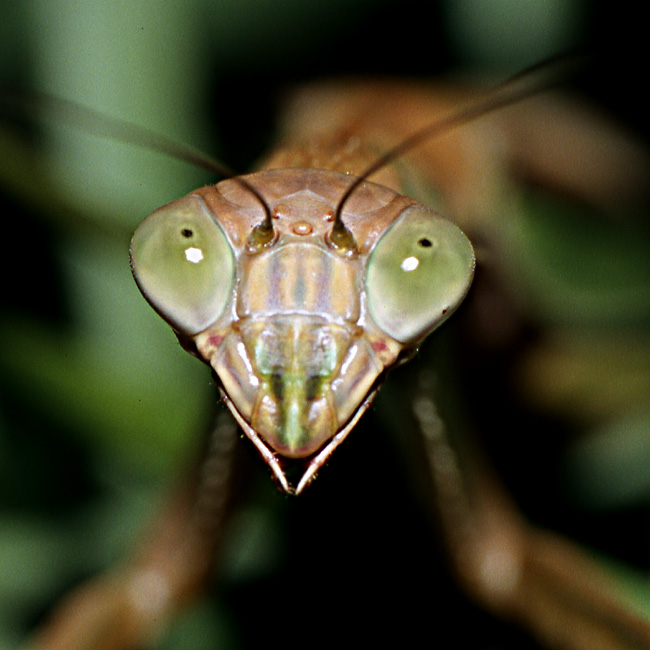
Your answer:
331,53 -> 585,230
0,87 -> 274,228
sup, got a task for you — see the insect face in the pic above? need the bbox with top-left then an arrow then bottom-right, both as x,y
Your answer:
130,168 -> 474,491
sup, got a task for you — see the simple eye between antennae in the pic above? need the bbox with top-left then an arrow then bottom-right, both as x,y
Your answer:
332,51 -> 585,226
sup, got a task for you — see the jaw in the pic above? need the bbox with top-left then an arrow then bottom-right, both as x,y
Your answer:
219,386 -> 379,494
195,312 -> 404,492
198,315 -> 397,492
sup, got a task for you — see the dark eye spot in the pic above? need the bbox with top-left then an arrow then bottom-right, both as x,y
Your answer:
181,228 -> 194,238
418,237 -> 432,248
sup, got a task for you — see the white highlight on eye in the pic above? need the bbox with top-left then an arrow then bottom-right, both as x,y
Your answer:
400,256 -> 419,272
185,247 -> 204,263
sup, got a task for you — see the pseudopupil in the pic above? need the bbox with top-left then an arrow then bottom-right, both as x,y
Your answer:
181,228 -> 194,238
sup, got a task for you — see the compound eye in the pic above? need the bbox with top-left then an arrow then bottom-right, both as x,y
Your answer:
130,195 -> 235,335
365,206 -> 475,343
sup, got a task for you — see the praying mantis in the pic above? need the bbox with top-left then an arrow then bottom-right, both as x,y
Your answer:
1,3 -> 650,649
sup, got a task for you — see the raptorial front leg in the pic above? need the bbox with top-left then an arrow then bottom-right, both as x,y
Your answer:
23,409 -> 238,650
412,370 -> 650,650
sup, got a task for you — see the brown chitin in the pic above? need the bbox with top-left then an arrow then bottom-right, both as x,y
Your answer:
190,167 -> 419,492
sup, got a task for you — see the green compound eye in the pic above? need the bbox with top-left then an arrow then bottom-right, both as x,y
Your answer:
130,195 -> 235,335
365,206 -> 475,343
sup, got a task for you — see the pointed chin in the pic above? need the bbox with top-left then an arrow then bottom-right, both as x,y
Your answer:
252,388 -> 336,458
204,316 -> 390,460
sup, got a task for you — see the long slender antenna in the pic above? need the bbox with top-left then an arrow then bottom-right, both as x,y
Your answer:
1,88 -> 274,226
332,53 -> 585,226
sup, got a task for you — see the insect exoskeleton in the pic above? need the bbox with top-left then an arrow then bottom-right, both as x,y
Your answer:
130,167 -> 474,491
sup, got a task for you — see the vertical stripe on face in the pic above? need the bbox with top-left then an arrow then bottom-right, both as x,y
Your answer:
251,318 -> 344,457
208,316 -> 380,458
237,242 -> 360,323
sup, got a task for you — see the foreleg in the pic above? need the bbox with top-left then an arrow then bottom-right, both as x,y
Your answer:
22,409 -> 238,650
413,370 -> 650,650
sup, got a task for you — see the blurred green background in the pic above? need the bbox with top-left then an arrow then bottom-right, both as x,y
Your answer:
1,1 -> 649,648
